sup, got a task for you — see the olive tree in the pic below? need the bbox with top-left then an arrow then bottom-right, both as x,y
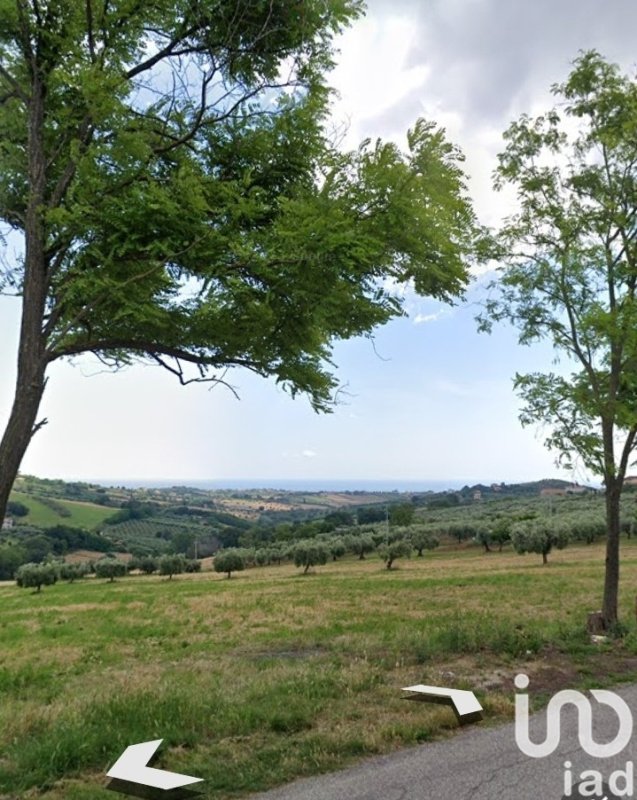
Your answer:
479,51 -> 637,628
16,561 -> 58,591
510,521 -> 570,565
213,549 -> 245,579
158,554 -> 186,580
95,558 -> 127,582
377,538 -> 412,570
292,540 -> 329,574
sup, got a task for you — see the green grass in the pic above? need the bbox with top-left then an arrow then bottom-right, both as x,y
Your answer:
2,542 -> 637,799
9,491 -> 114,529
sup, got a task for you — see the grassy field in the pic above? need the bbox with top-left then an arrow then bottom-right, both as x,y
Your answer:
8,491 -> 115,530
3,542 -> 637,799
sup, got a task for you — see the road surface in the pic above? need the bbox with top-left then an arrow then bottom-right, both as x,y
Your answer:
249,683 -> 637,800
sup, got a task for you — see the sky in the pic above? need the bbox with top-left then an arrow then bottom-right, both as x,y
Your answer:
2,0 -> 637,488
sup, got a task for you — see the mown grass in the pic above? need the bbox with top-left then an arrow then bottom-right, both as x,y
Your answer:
2,542 -> 637,799
8,491 -> 114,529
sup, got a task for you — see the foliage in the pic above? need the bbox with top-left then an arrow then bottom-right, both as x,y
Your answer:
213,549 -> 246,578
0,0 -> 485,530
388,503 -> 416,527
59,562 -> 88,583
0,545 -> 26,580
158,554 -> 187,580
6,500 -> 28,517
356,506 -> 387,525
129,556 -> 158,574
510,521 -> 570,565
94,558 -> 127,582
345,532 -> 376,559
408,527 -> 440,557
377,537 -> 412,569
292,540 -> 329,574
478,51 -> 637,625
15,562 -> 58,592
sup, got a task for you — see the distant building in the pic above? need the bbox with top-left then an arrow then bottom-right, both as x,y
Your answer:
565,484 -> 591,495
473,490 -> 482,501
624,476 -> 637,487
540,488 -> 566,497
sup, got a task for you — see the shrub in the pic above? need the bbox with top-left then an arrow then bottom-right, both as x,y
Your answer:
184,559 -> 201,573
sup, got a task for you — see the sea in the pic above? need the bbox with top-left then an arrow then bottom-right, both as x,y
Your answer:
89,478 -> 483,493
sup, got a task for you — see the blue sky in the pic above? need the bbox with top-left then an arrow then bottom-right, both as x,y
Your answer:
2,0 -> 637,487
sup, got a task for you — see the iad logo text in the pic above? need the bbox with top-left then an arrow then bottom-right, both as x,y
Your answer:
514,673 -> 634,797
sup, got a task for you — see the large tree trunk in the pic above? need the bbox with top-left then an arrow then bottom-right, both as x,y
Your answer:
0,71 -> 49,524
0,369 -> 47,521
602,480 -> 622,629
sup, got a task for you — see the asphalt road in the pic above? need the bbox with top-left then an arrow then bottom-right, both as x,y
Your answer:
249,683 -> 637,800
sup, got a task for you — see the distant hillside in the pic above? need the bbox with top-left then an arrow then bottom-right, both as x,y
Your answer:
8,491 -> 115,529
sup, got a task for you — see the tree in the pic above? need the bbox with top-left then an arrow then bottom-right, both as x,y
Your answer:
0,544 -> 26,579
129,555 -> 158,574
59,561 -> 88,582
510,521 -> 570,565
408,527 -> 439,557
16,561 -> 58,591
94,557 -> 126,582
158,553 -> 186,580
388,503 -> 416,527
6,500 -> 28,517
213,548 -> 245,579
479,51 -> 637,628
377,537 -> 412,570
345,532 -> 375,560
0,1 -> 483,525
292,540 -> 329,574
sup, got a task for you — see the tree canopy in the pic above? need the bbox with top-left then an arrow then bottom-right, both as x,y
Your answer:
0,0 -> 484,521
479,50 -> 637,627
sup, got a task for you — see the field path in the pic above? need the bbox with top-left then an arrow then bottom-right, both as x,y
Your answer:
250,683 -> 637,800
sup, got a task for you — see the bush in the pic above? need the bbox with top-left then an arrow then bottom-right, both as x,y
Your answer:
214,549 -> 245,578
94,558 -> 127,582
16,562 -> 58,592
184,559 -> 201,573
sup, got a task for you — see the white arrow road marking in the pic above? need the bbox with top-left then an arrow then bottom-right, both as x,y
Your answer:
107,739 -> 203,791
402,684 -> 483,723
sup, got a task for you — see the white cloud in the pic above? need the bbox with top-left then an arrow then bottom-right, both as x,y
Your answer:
413,309 -> 449,325
302,449 -> 317,458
